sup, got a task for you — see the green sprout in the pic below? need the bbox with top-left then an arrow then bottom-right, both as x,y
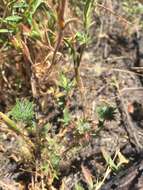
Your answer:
76,119 -> 91,135
59,72 -> 75,95
75,183 -> 85,190
9,99 -> 34,124
59,108 -> 71,126
97,105 -> 116,122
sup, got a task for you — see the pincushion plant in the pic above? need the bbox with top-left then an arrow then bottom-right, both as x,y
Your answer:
9,99 -> 34,124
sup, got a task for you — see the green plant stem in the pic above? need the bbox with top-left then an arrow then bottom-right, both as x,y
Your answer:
0,112 -> 34,149
0,112 -> 22,135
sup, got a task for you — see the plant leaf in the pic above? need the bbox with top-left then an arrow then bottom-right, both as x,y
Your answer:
101,148 -> 118,171
9,99 -> 34,124
29,0 -> 43,16
5,15 -> 22,22
84,0 -> 94,30
25,0 -> 43,24
117,151 -> 129,167
96,105 -> 116,121
0,29 -> 12,33
75,183 -> 85,190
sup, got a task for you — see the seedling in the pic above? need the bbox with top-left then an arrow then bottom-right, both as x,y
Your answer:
75,183 -> 85,190
76,118 -> 91,135
96,105 -> 116,127
58,72 -> 75,95
59,108 -> 71,126
9,99 -> 34,124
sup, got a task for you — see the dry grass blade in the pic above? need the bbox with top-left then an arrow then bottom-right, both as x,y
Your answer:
0,180 -> 19,190
81,164 -> 93,189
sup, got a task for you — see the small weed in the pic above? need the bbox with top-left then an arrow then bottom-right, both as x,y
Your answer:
59,108 -> 71,126
9,99 -> 34,124
75,183 -> 85,190
94,149 -> 129,190
76,118 -> 91,135
122,0 -> 143,31
123,0 -> 143,18
58,72 -> 75,95
96,105 -> 116,127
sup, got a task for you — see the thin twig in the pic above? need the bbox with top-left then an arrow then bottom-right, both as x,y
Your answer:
115,82 -> 143,151
47,0 -> 67,76
131,67 -> 143,70
96,3 -> 131,26
86,65 -> 143,77
0,180 -> 17,190
120,87 -> 143,93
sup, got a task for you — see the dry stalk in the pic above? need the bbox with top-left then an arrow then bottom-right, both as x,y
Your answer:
47,0 -> 67,76
96,3 -> 132,27
115,81 -> 143,151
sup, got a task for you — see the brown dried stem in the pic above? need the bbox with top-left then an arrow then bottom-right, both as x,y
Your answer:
97,3 -> 132,26
47,0 -> 67,75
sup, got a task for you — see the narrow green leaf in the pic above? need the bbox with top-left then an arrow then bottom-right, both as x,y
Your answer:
25,0 -> 43,24
84,0 -> 94,29
0,29 -> 13,33
101,148 -> 118,171
5,15 -> 22,22
30,0 -> 43,16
